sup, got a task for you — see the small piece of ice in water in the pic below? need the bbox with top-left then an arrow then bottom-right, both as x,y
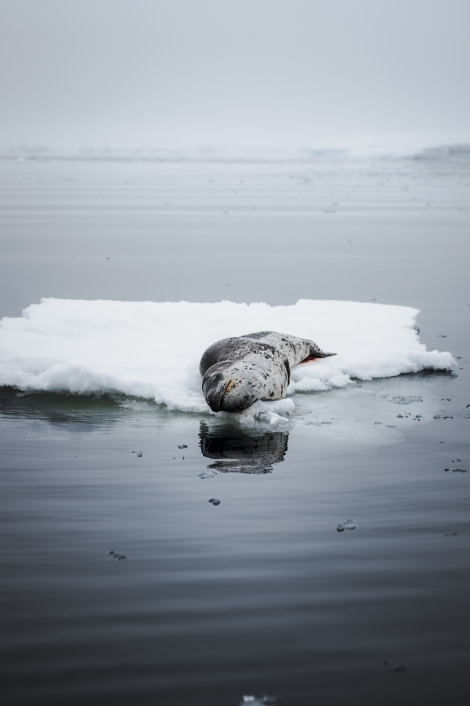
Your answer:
390,395 -> 423,405
337,519 -> 358,532
109,550 -> 127,560
199,471 -> 217,479
383,660 -> 405,672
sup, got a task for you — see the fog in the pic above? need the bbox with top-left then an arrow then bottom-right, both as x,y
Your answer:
1,0 -> 469,150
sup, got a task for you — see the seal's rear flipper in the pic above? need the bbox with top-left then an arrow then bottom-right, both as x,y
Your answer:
301,352 -> 336,362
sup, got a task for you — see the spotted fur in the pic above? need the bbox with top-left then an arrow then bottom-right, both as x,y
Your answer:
200,331 -> 335,412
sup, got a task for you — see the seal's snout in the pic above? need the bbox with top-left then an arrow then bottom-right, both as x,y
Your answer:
202,365 -> 255,413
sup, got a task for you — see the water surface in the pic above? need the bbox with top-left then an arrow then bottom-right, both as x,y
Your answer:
1,154 -> 469,705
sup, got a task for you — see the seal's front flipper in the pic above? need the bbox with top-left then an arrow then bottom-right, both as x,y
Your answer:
284,358 -> 291,384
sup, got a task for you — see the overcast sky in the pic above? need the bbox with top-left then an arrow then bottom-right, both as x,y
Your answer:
1,0 -> 469,150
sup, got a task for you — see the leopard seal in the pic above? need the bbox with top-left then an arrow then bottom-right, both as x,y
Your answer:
200,331 -> 335,413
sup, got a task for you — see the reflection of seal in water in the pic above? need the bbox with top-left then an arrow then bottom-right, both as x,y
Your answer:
200,331 -> 335,412
199,420 -> 289,473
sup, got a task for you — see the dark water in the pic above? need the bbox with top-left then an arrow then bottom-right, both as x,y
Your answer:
1,156 -> 469,705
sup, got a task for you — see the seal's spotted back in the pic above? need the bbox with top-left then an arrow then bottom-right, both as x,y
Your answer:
200,331 -> 335,412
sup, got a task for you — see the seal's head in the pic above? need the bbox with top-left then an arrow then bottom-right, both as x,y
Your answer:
202,361 -> 261,413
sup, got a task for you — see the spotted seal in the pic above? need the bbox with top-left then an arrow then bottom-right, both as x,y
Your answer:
200,331 -> 335,412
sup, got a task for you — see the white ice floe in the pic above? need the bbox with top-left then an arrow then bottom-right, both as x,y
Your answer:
0,299 -> 455,419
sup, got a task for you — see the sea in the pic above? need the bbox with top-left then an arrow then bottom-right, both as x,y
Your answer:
1,143 -> 469,706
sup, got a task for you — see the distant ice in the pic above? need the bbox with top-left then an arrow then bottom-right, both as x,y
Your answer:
3,132 -> 470,163
0,299 -> 455,420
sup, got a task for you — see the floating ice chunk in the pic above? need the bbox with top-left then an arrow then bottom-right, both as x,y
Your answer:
238,398 -> 295,428
0,299 -> 456,417
389,395 -> 423,405
383,660 -> 405,672
337,519 -> 358,532
109,551 -> 127,560
198,471 -> 217,479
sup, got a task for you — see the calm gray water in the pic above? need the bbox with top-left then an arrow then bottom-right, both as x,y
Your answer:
1,154 -> 469,705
